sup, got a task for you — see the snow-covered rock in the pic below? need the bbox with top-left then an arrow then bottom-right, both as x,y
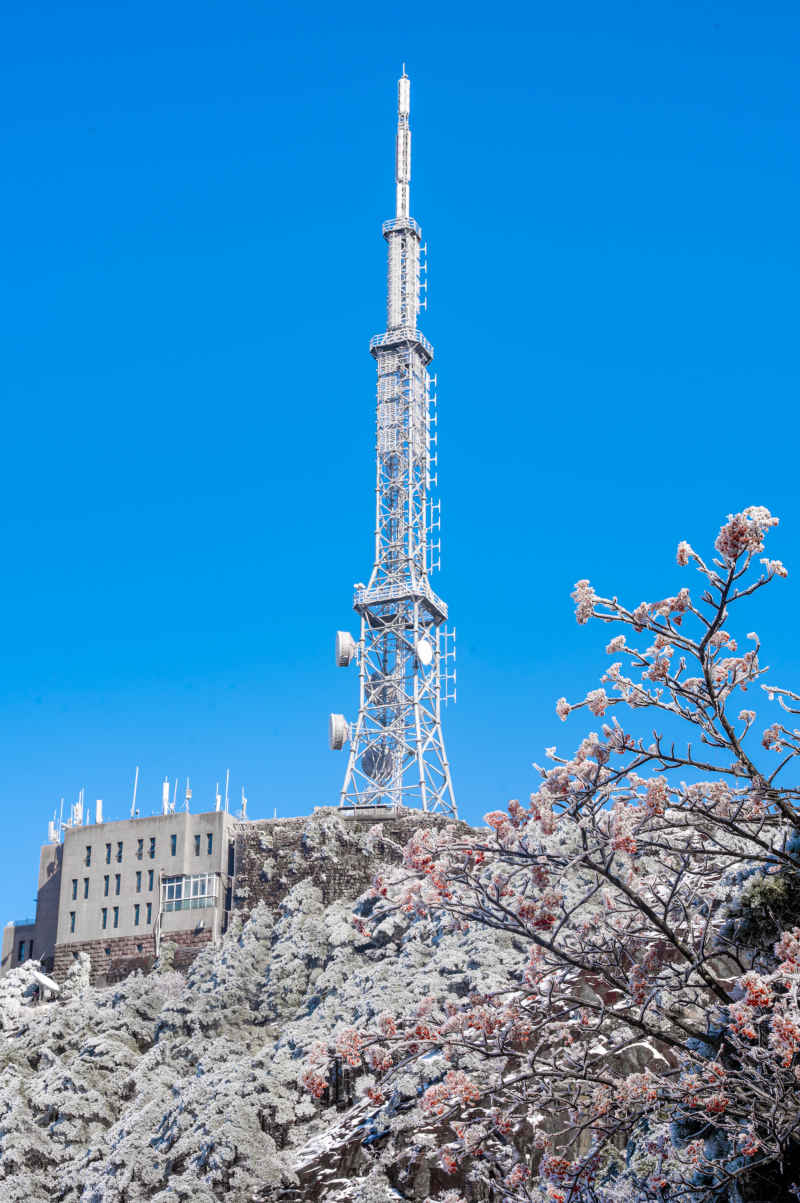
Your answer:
0,812 -> 520,1201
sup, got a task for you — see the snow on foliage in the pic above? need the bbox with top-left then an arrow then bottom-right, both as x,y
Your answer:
0,814 -> 520,1201
299,507 -> 800,1203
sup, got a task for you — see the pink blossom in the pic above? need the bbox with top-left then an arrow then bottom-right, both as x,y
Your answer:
335,1026 -> 363,1065
606,634 -> 626,654
676,540 -> 692,566
644,776 -> 669,815
715,505 -> 779,563
761,557 -> 788,578
555,697 -> 571,722
571,579 -> 596,625
762,722 -> 783,751
631,602 -> 650,630
774,928 -> 800,971
586,688 -> 609,716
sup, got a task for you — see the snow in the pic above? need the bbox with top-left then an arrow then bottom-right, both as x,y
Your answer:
0,812 -> 520,1201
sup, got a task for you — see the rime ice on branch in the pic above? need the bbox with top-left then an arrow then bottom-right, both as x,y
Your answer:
305,506 -> 800,1202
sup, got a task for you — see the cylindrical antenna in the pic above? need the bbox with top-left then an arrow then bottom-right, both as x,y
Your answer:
172,778 -> 178,812
215,782 -> 221,812
185,776 -> 192,811
224,768 -> 230,813
131,765 -> 139,819
162,777 -> 170,815
395,68 -> 411,219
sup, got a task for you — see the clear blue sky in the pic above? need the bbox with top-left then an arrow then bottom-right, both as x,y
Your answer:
2,0 -> 799,921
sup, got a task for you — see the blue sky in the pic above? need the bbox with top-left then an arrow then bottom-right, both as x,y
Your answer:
1,0 -> 799,921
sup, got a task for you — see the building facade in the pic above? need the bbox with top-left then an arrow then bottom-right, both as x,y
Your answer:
3,809 -> 237,983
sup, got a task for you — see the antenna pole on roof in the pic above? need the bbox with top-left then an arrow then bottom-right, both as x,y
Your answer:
131,765 -> 139,819
224,768 -> 230,814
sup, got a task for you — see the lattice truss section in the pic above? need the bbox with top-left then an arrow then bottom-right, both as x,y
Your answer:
330,71 -> 456,818
341,599 -> 453,810
373,340 -> 432,591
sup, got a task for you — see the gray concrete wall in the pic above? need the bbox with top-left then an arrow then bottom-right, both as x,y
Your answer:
55,810 -> 236,949
34,843 -> 63,970
1,921 -> 36,974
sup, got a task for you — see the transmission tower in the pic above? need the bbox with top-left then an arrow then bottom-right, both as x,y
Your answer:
328,70 -> 457,817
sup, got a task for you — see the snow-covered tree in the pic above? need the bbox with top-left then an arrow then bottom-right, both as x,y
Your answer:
0,813 -> 521,1200
325,507 -> 800,1202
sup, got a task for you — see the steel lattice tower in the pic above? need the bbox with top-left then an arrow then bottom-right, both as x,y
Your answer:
329,71 -> 456,817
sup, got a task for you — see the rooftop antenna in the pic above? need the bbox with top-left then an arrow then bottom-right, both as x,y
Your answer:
130,765 -> 139,819
95,798 -> 103,824
224,768 -> 230,814
172,778 -> 178,813
185,777 -> 192,811
58,797 -> 64,837
240,786 -> 247,820
273,807 -> 277,820
161,777 -> 170,815
215,782 -> 221,812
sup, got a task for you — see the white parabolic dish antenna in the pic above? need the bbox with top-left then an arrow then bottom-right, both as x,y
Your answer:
329,713 -> 350,751
416,638 -> 433,666
335,631 -> 357,667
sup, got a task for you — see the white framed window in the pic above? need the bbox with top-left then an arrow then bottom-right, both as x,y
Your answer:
161,873 -> 217,912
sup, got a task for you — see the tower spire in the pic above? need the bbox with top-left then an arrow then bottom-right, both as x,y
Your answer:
329,74 -> 457,817
395,70 -> 411,220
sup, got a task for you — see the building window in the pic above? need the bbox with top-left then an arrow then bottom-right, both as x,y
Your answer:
194,834 -> 201,856
135,871 -> 142,892
115,873 -> 121,896
148,869 -> 154,891
136,838 -> 144,860
113,907 -> 119,929
162,873 -> 218,912
170,834 -> 177,856
18,941 -> 26,961
136,942 -> 143,953
207,833 -> 213,856
83,878 -> 89,899
149,837 -> 156,859
146,902 -> 152,924
105,842 -> 112,864
69,912 -> 76,934
104,947 -> 111,956
30,941 -> 34,958
134,904 -> 140,926
104,875 -> 110,897
85,846 -> 92,867
71,878 -> 78,901
101,908 -> 108,930
116,841 -> 123,863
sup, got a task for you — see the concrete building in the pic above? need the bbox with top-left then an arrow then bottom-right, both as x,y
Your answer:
3,809 -> 237,984
2,803 -> 457,985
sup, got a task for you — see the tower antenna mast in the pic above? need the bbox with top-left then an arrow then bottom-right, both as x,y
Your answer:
329,71 -> 456,816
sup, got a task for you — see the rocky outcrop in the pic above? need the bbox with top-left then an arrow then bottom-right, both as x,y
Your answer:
0,809 -> 520,1202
